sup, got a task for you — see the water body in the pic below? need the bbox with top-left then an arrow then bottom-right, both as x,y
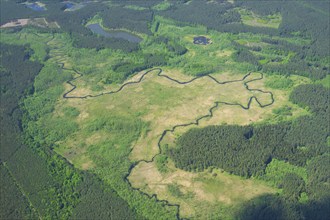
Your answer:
87,23 -> 142,43
193,36 -> 211,45
63,2 -> 74,9
24,3 -> 46,11
62,2 -> 86,11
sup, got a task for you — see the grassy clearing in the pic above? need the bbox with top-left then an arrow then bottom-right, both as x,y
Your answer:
160,72 -> 310,145
126,70 -> 309,219
152,1 -> 172,11
58,68 -> 272,161
129,160 -> 276,219
129,69 -> 275,161
150,16 -> 257,75
317,74 -> 330,88
237,8 -> 282,28
54,64 -> 277,219
260,159 -> 307,187
124,5 -> 147,11
0,29 -> 52,62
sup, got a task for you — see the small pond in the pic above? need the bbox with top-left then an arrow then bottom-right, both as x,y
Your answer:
24,2 -> 46,11
87,23 -> 142,43
63,2 -> 74,9
193,36 -> 211,45
62,1 -> 86,11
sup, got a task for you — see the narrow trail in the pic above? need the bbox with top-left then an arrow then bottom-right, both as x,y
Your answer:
45,34 -> 274,220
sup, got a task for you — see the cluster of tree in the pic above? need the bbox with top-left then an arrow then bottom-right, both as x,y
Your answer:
101,6 -> 154,35
261,38 -> 328,80
104,53 -> 167,84
169,83 -> 329,185
152,36 -> 187,55
159,0 -> 241,29
233,48 -> 261,68
289,84 -> 329,113
46,2 -> 101,34
5,146 -> 79,219
100,35 -> 186,84
72,33 -> 139,52
279,1 -> 329,58
0,43 -> 43,162
238,155 -> 330,219
71,172 -> 139,219
156,0 -> 279,36
237,0 -> 330,61
111,0 -> 163,8
232,38 -> 328,80
236,193 -> 330,220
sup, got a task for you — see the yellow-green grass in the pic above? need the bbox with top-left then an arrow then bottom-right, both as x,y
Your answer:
152,1 -> 172,11
237,8 -> 282,29
131,70 -> 274,161
53,66 -> 278,218
150,16 -> 255,75
128,69 -> 308,218
317,74 -> 330,88
124,5 -> 148,11
162,73 -> 310,144
0,29 -> 53,62
129,160 -> 276,219
56,68 -> 273,162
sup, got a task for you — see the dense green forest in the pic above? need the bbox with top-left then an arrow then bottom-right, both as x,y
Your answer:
0,43 -> 43,162
1,0 -> 329,219
0,43 -> 42,219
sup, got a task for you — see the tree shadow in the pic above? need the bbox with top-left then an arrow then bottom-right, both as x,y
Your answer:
236,194 -> 330,220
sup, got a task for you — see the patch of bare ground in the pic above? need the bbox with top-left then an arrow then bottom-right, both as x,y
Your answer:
1,19 -> 29,28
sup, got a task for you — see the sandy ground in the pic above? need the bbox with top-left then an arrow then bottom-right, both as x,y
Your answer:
1,19 -> 29,28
